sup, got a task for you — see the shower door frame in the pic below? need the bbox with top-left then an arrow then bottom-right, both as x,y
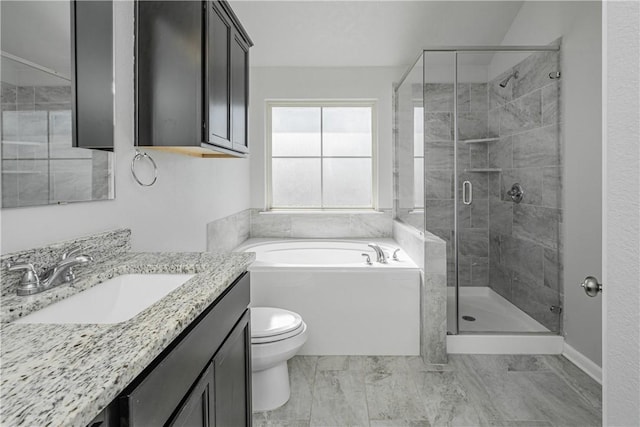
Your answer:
409,45 -> 561,336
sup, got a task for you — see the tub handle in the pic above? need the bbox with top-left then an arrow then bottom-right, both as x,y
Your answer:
392,249 -> 401,261
361,253 -> 372,266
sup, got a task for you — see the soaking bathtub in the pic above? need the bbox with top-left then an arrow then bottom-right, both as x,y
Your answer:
235,238 -> 421,355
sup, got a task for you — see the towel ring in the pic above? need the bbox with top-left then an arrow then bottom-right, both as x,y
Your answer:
131,149 -> 158,187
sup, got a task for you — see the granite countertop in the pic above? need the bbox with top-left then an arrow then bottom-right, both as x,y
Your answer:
0,251 -> 255,427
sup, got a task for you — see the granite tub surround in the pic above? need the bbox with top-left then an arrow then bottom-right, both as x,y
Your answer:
206,209 -> 251,253
0,240 -> 254,426
0,228 -> 131,298
393,220 -> 448,364
250,208 -> 393,239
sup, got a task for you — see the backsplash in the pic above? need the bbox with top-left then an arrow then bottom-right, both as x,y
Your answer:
206,209 -> 394,252
0,228 -> 131,296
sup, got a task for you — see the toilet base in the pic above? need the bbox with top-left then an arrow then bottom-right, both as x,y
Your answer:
252,361 -> 290,412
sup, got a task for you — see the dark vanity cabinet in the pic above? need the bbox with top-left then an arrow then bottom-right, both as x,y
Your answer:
170,311 -> 251,427
117,272 -> 252,427
136,0 -> 252,158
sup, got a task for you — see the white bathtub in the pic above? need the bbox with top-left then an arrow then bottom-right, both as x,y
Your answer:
236,238 -> 421,355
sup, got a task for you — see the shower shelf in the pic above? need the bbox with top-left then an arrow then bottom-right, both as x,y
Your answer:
460,137 -> 500,144
464,168 -> 502,173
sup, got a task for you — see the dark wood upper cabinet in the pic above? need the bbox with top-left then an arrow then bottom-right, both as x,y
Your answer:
136,0 -> 252,158
72,0 -> 114,151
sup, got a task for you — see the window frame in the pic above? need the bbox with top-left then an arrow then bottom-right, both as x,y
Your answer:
266,100 -> 378,211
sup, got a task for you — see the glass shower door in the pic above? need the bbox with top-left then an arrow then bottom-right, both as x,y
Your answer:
421,52 -> 458,334
455,50 -> 563,334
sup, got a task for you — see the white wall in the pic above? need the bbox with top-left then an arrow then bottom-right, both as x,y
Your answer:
249,66 -> 402,210
604,1 -> 640,424
0,1 -> 251,254
495,1 -> 603,367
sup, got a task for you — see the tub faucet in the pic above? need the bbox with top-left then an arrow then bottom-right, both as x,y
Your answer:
6,247 -> 93,296
367,243 -> 388,264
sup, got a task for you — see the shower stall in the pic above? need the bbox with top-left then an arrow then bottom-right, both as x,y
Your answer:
394,46 -> 562,340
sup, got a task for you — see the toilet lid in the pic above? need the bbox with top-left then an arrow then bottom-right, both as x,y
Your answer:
251,307 -> 303,339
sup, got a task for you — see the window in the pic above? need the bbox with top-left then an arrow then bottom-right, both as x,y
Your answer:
267,102 -> 376,209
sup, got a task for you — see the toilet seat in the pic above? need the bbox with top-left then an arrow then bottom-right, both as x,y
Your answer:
251,307 -> 304,344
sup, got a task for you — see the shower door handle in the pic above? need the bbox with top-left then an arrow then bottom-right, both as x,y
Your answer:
462,181 -> 473,205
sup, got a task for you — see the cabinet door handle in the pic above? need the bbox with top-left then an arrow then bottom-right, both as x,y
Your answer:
462,181 -> 473,205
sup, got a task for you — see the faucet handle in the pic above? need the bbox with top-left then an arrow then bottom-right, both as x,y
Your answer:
61,246 -> 83,260
6,262 -> 41,294
361,253 -> 372,265
392,249 -> 401,261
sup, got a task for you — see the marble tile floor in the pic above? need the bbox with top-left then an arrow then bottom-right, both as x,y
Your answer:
252,354 -> 601,427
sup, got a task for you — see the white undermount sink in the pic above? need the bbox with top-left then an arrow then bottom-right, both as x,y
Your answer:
13,274 -> 195,324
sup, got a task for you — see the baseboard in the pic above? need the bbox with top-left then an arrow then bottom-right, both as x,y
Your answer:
562,342 -> 602,384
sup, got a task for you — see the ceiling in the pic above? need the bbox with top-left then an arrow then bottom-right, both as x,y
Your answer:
229,0 -> 524,68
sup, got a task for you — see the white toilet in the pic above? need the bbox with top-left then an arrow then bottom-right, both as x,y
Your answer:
250,307 -> 308,412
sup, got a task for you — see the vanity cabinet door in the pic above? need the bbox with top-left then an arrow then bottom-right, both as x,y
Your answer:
72,0 -> 114,151
230,33 -> 249,154
169,364 -> 215,427
136,1 -> 203,148
206,1 -> 232,150
213,310 -> 251,426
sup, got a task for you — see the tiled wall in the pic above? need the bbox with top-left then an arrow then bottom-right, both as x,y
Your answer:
0,82 -> 112,208
487,50 -> 562,331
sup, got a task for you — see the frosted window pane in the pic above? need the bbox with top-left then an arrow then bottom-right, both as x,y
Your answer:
323,107 -> 372,156
323,158 -> 372,207
414,107 -> 424,156
414,158 -> 424,208
272,158 -> 321,207
272,107 -> 320,156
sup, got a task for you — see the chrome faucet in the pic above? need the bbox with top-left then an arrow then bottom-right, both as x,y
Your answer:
6,247 -> 93,296
367,243 -> 388,264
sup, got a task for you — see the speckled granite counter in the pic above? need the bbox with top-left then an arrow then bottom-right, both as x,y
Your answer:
0,251 -> 255,427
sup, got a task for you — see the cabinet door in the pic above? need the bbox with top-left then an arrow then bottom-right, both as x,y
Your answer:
72,0 -> 113,151
230,33 -> 249,154
169,363 -> 215,427
213,310 -> 251,427
136,1 -> 202,148
206,2 -> 232,149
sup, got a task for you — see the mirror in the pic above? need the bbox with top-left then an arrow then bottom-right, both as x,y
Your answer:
0,1 -> 114,208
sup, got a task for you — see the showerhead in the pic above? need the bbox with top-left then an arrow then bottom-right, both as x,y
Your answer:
499,70 -> 519,88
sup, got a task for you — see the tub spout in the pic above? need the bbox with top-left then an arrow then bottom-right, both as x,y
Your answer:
367,243 -> 388,264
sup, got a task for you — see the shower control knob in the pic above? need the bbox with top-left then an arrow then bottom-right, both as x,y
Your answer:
581,276 -> 602,297
507,183 -> 524,203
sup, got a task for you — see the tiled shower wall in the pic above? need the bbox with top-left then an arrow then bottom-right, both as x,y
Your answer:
0,82 -> 111,208
487,50 -> 562,331
422,82 -> 492,289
